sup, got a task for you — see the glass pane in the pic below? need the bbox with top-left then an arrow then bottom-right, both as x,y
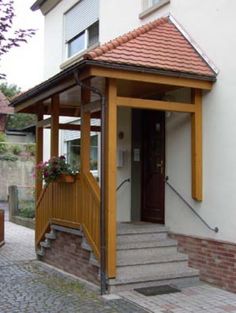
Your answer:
68,32 -> 85,57
152,0 -> 160,4
88,21 -> 99,47
67,138 -> 81,170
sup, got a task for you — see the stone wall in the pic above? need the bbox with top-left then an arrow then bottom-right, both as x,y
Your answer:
0,160 -> 34,201
171,233 -> 236,294
42,230 -> 99,285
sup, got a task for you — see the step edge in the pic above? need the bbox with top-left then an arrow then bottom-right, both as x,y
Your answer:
117,257 -> 188,268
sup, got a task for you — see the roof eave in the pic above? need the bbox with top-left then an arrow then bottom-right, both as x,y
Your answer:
11,59 -> 216,109
31,0 -> 45,11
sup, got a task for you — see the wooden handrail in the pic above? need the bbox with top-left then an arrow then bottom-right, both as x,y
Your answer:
83,172 -> 100,203
36,186 -> 47,209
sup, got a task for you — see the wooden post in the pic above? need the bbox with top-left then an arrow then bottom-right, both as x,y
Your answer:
80,83 -> 91,174
105,78 -> 117,278
50,94 -> 59,157
36,107 -> 44,201
191,89 -> 203,201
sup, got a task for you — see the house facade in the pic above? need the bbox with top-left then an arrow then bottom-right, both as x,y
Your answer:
11,0 -> 236,293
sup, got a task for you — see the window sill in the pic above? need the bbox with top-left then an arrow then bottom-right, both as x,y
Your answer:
60,42 -> 100,70
139,0 -> 170,19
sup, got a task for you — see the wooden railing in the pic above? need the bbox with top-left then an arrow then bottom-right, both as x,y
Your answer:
81,172 -> 100,258
35,173 -> 100,260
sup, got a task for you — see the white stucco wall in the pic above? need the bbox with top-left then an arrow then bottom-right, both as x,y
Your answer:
116,108 -> 132,222
41,0 -> 236,242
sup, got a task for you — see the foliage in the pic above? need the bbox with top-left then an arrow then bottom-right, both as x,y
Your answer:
36,156 -> 77,186
0,131 -> 7,153
0,82 -> 21,98
11,144 -> 22,155
18,203 -> 35,219
0,0 -> 36,79
25,144 -> 35,156
7,113 -> 36,130
0,152 -> 17,161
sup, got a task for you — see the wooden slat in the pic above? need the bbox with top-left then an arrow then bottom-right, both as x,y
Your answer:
50,94 -> 59,157
191,89 -> 203,201
117,96 -> 196,113
105,78 -> 117,278
90,66 -> 214,90
50,218 -> 80,229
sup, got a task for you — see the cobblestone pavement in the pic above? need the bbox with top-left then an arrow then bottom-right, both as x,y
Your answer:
120,283 -> 236,313
0,218 -> 148,313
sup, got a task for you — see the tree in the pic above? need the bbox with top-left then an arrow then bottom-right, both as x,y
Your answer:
0,81 -> 36,130
0,82 -> 21,98
0,0 -> 36,79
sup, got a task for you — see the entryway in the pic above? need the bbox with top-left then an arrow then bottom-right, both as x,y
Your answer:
131,109 -> 165,224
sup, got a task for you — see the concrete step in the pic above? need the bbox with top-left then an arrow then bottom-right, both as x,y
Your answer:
40,239 -> 50,249
45,230 -> 56,240
36,247 -> 45,257
108,269 -> 199,293
117,251 -> 187,266
117,231 -> 168,243
117,223 -> 168,235
117,259 -> 192,280
117,238 -> 178,250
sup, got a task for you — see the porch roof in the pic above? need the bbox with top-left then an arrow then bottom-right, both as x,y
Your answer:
85,16 -> 217,79
11,15 -> 217,111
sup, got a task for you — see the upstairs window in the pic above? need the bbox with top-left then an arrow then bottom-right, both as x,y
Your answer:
140,0 -> 170,18
64,0 -> 99,58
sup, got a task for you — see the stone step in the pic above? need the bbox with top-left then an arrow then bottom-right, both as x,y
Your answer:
117,223 -> 168,235
36,247 -> 45,257
117,251 -> 187,266
117,238 -> 178,251
116,259 -> 192,280
117,231 -> 168,243
40,239 -> 50,249
108,269 -> 199,293
45,230 -> 56,240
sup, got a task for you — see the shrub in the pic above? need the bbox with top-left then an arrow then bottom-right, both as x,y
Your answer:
11,144 -> 23,155
25,144 -> 36,156
0,132 -> 7,154
18,204 -> 35,219
0,153 -> 17,161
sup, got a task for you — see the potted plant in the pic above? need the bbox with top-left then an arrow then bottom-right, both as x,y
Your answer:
36,155 -> 77,186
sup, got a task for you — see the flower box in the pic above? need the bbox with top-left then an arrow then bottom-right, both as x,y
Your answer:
56,174 -> 76,183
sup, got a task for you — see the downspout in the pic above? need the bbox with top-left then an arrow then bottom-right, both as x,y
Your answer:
74,72 -> 107,295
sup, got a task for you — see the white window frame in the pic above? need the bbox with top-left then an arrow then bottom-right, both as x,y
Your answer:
140,0 -> 170,19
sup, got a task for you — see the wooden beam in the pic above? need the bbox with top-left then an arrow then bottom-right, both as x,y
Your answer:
191,89 -> 203,201
58,124 -> 100,132
50,95 -> 59,157
117,96 -> 196,113
90,66 -> 213,91
80,81 -> 91,173
35,106 -> 44,201
37,117 -> 51,128
105,78 -> 117,278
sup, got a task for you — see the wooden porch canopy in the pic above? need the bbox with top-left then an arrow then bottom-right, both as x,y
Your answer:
11,16 -> 216,278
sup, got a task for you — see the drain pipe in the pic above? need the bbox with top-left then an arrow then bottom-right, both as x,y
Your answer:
74,72 -> 107,295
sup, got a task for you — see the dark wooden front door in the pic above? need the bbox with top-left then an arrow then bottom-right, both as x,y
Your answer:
141,110 -> 165,223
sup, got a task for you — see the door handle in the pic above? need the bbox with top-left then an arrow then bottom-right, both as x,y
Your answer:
157,161 -> 164,175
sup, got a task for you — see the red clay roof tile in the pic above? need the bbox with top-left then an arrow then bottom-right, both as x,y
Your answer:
84,17 -> 215,78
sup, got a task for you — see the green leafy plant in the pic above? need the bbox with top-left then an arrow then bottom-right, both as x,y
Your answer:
36,156 -> 77,186
19,206 -> 35,219
25,144 -> 36,156
11,144 -> 23,155
0,132 -> 7,154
